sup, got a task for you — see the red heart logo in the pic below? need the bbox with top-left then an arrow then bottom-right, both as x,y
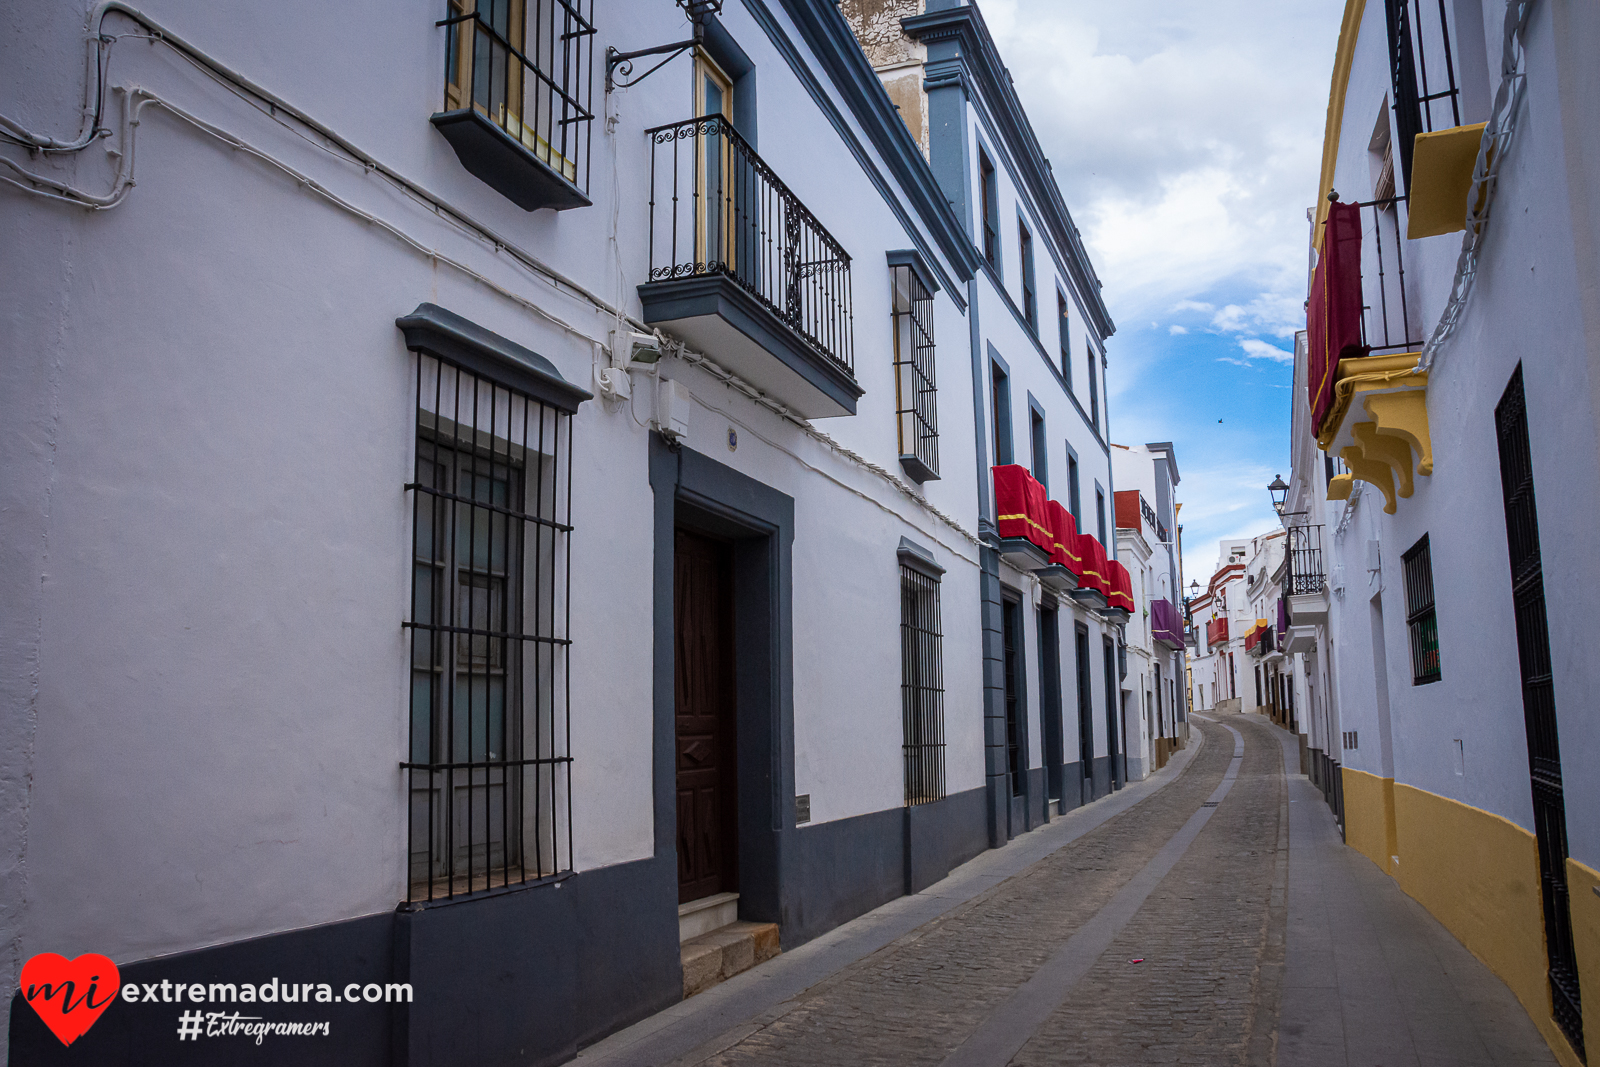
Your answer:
20,953 -> 121,1047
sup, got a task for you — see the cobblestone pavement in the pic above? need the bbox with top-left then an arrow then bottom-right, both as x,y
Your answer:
690,717 -> 1277,1067
581,713 -> 1556,1067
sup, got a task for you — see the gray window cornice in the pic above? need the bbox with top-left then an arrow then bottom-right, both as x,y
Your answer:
396,303 -> 592,413
897,536 -> 946,578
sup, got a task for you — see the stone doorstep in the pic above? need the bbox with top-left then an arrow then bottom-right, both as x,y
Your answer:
678,891 -> 740,943
681,921 -> 781,1000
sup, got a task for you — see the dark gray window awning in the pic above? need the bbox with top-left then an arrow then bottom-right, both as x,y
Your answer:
395,303 -> 592,414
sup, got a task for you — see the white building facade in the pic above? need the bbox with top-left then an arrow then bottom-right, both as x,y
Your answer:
1111,443 -> 1189,780
1280,1 -> 1600,1062
1,1 -> 1129,1065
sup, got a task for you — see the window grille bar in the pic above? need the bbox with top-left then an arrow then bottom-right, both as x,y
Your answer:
403,621 -> 572,645
406,483 -> 574,531
441,2 -> 596,196
1402,533 -> 1441,685
891,263 -> 940,479
406,353 -> 574,902
900,564 -> 947,805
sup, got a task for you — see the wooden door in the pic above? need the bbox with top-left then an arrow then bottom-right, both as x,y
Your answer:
674,530 -> 739,904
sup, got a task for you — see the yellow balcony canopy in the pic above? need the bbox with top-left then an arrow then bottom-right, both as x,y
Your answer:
1407,123 -> 1488,240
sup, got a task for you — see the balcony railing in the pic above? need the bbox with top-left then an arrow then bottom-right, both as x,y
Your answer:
646,116 -> 854,380
1285,524 -> 1326,596
1351,196 -> 1420,357
434,4 -> 596,210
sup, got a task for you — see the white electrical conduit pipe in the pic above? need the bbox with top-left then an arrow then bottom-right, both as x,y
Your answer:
0,1 -> 983,552
1415,0 -> 1537,375
1,2 -> 633,332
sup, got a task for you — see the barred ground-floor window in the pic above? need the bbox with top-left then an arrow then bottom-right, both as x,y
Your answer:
404,351 -> 575,901
899,542 -> 946,805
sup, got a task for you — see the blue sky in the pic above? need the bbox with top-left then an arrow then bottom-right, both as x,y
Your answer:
982,0 -> 1347,586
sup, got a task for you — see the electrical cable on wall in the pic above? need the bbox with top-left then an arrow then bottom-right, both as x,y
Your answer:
0,0 -> 985,554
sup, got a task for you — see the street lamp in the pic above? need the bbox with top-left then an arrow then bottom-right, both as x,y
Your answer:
1267,474 -> 1289,515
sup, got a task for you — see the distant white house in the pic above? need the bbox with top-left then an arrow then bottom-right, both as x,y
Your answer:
1111,443 -> 1189,780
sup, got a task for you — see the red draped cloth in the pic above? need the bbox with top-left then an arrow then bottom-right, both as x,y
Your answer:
1308,200 -> 1367,436
993,465 -> 1051,550
1107,561 -> 1135,612
1077,534 -> 1108,596
1047,501 -> 1082,573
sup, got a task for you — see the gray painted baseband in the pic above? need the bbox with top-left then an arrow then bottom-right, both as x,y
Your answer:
936,720 -> 1246,1067
574,731 -> 1206,1067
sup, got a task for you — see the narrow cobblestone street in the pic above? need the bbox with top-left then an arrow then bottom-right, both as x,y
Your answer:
579,716 -> 1555,1067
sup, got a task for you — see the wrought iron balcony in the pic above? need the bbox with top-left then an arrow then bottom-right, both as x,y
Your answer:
1285,524 -> 1326,595
1150,599 -> 1184,651
432,3 -> 596,212
638,116 -> 861,418
1284,524 -> 1330,626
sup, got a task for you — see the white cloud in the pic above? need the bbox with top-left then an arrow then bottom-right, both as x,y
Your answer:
1211,304 -> 1248,331
985,0 -> 1340,325
1238,338 -> 1294,363
978,0 -> 1340,546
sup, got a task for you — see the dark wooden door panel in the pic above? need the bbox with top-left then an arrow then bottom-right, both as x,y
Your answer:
674,529 -> 739,904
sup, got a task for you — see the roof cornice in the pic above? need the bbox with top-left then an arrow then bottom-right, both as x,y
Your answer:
902,4 -> 1115,339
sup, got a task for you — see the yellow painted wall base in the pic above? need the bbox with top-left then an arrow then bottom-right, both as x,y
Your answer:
1568,857 -> 1600,1061
1387,783 -> 1586,1067
1340,767 -> 1397,876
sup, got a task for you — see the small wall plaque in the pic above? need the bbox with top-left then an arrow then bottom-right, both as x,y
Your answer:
795,794 -> 811,825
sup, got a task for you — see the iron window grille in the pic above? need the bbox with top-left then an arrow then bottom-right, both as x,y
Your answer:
1384,0 -> 1462,189
891,263 -> 940,481
645,116 -> 855,379
900,563 -> 947,805
441,0 -> 597,197
404,354 -> 575,902
1401,533 -> 1441,685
